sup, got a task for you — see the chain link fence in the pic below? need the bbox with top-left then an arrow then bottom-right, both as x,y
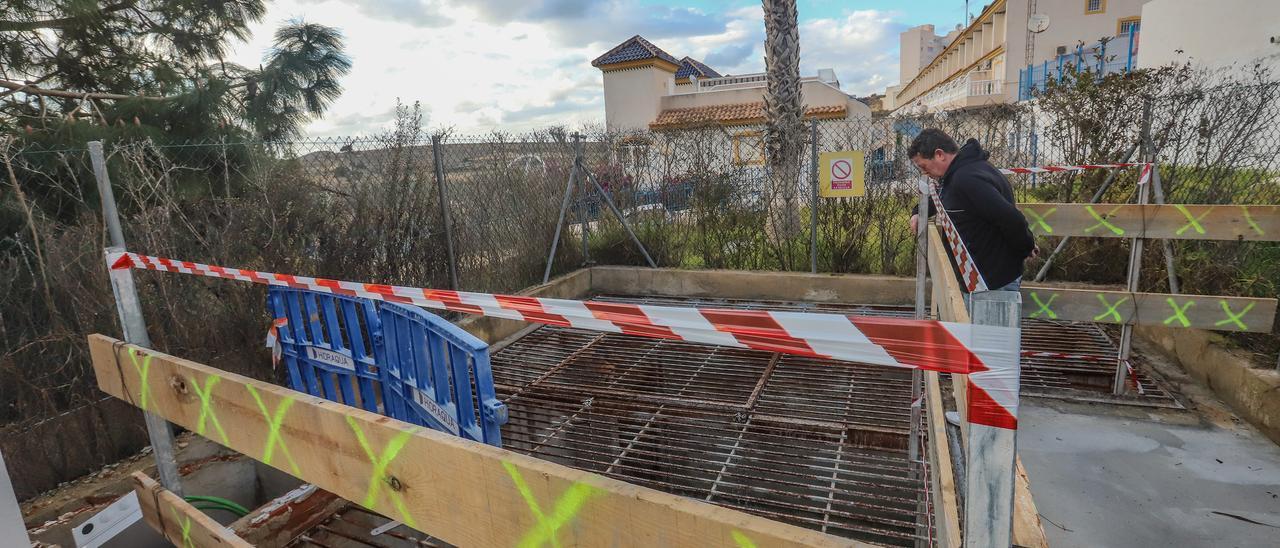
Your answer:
3,65 -> 1279,497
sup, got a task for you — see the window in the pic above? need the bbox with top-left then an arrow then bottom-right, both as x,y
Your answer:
1085,0 -> 1105,14
1117,16 -> 1140,35
731,131 -> 765,166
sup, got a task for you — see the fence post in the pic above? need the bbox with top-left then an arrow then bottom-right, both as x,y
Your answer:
543,133 -> 582,283
431,134 -> 460,290
964,290 -> 1021,548
1113,164 -> 1151,395
89,140 -> 184,495
578,137 -> 590,265
1137,101 -> 1179,294
578,152 -> 657,269
809,119 -> 819,274
910,176 -> 929,546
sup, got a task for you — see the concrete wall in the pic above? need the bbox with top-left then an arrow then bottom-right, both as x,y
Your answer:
901,24 -> 945,84
1137,0 -> 1280,69
1137,325 -> 1280,445
603,65 -> 675,131
588,266 -> 916,305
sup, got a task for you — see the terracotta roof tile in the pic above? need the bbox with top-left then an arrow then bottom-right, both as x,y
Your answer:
649,102 -> 847,129
592,35 -> 681,68
675,57 -> 721,79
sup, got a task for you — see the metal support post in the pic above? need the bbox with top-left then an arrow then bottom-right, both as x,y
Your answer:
1113,170 -> 1150,395
578,138 -> 590,266
431,134 -> 460,290
579,159 -> 658,269
543,133 -> 581,283
1033,142 -> 1139,281
809,120 -> 819,274
89,140 -> 183,495
910,176 -> 929,547
964,290 -> 1022,548
0,450 -> 30,546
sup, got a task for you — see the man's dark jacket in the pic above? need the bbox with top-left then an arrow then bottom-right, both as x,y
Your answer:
918,139 -> 1034,290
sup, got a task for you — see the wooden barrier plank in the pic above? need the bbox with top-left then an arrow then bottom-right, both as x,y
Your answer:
90,335 -> 861,548
1021,286 -> 1276,333
924,372 -> 960,548
132,472 -> 252,548
1019,204 -> 1280,241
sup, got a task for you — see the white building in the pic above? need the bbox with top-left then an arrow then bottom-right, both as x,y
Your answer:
1136,0 -> 1280,69
592,35 -> 871,133
889,0 -> 1151,113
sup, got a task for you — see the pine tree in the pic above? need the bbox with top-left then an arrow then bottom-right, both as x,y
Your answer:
0,1 -> 350,141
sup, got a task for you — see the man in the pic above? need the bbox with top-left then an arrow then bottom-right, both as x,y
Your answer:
908,129 -> 1035,292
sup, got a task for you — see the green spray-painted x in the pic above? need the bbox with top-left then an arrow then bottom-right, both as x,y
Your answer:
1163,298 -> 1195,327
245,385 -> 300,474
1241,206 -> 1265,236
1024,207 -> 1057,234
731,530 -> 758,548
345,416 -> 417,528
127,349 -> 153,411
1029,292 -> 1059,319
192,374 -> 228,445
169,506 -> 194,548
1084,205 -> 1126,236
1174,204 -> 1211,236
503,461 -> 601,548
1093,294 -> 1130,323
1214,300 -> 1256,330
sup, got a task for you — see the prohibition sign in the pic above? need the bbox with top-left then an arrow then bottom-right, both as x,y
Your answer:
831,159 -> 852,181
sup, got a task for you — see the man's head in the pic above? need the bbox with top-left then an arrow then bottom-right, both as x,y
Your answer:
908,128 -> 960,180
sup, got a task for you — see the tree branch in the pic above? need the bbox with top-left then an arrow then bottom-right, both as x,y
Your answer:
0,78 -> 166,101
0,2 -> 137,32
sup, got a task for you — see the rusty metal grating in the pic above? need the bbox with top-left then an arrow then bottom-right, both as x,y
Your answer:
290,504 -> 448,547
493,295 -> 928,546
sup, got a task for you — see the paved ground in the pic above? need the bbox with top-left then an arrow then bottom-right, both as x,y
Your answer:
1020,398 -> 1280,548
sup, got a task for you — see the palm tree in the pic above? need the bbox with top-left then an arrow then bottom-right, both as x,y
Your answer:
762,0 -> 804,266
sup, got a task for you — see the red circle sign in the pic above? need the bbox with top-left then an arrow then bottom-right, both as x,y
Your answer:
831,159 -> 852,180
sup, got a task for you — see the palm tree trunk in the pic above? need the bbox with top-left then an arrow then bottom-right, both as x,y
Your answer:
762,0 -> 804,268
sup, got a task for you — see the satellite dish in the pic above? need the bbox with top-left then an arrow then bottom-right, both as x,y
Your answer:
1028,14 -> 1050,33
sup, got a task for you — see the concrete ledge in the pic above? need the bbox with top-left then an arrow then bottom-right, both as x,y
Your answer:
589,266 -> 917,304
1136,325 -> 1280,445
457,268 -> 593,345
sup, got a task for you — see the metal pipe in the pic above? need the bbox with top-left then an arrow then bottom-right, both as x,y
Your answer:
89,140 -> 184,495
1033,141 -> 1140,281
1114,170 -> 1150,395
431,134 -> 460,290
0,450 -> 30,546
579,159 -> 658,268
809,119 -> 819,274
910,176 -> 928,546
543,133 -> 581,283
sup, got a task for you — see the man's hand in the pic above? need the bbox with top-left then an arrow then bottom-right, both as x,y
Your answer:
910,214 -> 919,234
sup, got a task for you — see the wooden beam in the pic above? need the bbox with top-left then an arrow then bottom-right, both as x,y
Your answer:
89,335 -> 862,548
1021,286 -> 1276,333
132,472 -> 253,548
928,226 -> 1049,548
1020,204 -> 1280,241
924,372 -> 960,548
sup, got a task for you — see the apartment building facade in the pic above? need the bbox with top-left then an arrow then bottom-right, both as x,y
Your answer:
888,0 -> 1149,114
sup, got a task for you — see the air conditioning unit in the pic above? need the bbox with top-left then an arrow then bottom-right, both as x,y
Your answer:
1056,45 -> 1067,55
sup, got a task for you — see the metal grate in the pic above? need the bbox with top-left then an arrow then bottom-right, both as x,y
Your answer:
493,295 -> 929,546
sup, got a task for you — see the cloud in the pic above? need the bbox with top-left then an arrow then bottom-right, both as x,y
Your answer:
800,10 -> 906,96
300,0 -> 451,28
452,0 -> 728,46
705,42 -> 756,69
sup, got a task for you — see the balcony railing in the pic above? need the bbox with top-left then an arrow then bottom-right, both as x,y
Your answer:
1018,32 -> 1140,100
906,73 -> 1005,112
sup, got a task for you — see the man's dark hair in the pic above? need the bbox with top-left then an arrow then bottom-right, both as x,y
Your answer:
908,128 -> 959,159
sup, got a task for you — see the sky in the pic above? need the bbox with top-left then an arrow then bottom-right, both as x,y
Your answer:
226,0 -> 973,137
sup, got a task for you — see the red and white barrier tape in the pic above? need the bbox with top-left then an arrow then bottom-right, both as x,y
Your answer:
107,250 -> 1021,429
997,162 -> 1152,182
928,182 -> 989,293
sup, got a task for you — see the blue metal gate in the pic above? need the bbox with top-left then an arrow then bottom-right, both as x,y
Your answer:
266,287 -> 506,447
